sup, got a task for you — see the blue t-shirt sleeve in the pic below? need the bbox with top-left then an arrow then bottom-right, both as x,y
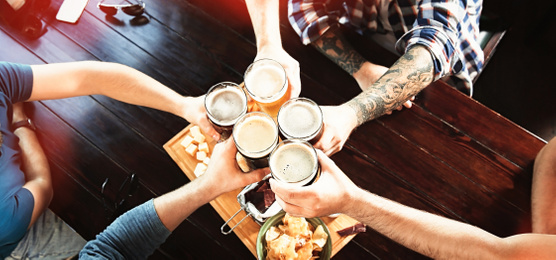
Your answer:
79,199 -> 171,260
0,62 -> 33,103
0,188 -> 35,258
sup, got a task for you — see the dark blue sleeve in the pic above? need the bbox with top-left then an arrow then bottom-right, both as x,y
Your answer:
0,188 -> 35,258
79,199 -> 171,260
0,62 -> 34,103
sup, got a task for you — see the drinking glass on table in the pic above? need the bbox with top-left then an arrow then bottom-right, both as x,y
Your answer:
269,139 -> 321,186
277,97 -> 323,144
204,82 -> 248,140
244,59 -> 290,119
233,112 -> 279,170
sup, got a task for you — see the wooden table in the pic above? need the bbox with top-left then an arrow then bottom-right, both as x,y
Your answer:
0,0 -> 546,258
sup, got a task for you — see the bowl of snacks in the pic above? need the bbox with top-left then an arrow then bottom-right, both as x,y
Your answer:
256,211 -> 332,260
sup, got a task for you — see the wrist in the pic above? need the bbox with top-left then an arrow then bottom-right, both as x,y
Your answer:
339,103 -> 359,129
12,118 -> 36,132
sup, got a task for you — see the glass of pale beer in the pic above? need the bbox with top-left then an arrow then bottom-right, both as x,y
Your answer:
244,59 -> 290,119
233,112 -> 279,169
277,97 -> 323,144
205,82 -> 248,140
269,139 -> 321,186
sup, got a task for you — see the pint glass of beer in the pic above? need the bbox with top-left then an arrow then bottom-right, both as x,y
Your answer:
205,82 -> 248,140
244,59 -> 290,119
233,112 -> 279,169
277,97 -> 324,144
269,139 -> 321,186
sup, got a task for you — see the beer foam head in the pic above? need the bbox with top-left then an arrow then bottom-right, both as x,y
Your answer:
233,112 -> 278,158
278,100 -> 322,139
270,141 -> 317,183
206,86 -> 247,125
244,60 -> 286,101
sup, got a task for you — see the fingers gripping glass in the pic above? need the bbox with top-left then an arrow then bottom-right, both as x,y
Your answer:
97,0 -> 145,16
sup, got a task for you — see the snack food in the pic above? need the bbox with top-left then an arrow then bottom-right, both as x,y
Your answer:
180,125 -> 211,177
265,213 -> 328,260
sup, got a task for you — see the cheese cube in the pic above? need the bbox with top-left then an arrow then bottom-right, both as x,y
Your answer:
185,143 -> 198,156
198,142 -> 209,154
190,125 -> 202,138
180,135 -> 194,148
193,133 -> 205,144
194,162 -> 208,177
202,157 -> 210,165
196,151 -> 207,161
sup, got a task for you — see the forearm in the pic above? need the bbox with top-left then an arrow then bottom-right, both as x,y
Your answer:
245,0 -> 282,51
29,61 -> 188,119
344,45 -> 434,126
347,188 -> 504,259
15,126 -> 52,227
154,174 -> 219,232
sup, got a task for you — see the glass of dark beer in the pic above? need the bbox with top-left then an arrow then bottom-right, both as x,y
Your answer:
204,82 -> 248,140
269,139 -> 321,186
277,97 -> 323,144
233,111 -> 279,169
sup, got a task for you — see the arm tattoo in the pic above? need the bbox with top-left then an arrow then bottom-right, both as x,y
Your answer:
313,31 -> 366,76
345,45 -> 434,125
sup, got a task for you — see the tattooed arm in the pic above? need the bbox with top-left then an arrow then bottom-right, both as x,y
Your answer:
312,29 -> 434,155
344,45 -> 434,125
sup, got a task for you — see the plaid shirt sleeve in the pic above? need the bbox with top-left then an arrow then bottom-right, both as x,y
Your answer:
395,0 -> 484,94
288,0 -> 484,94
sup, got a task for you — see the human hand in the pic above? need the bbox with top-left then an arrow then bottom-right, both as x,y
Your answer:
384,96 -> 415,115
181,95 -> 220,141
255,47 -> 301,99
202,137 -> 270,196
313,105 -> 357,156
269,149 -> 359,218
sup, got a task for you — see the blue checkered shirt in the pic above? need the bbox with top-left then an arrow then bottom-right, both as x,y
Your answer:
288,0 -> 484,95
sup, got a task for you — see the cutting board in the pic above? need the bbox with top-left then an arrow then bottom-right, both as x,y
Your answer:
164,124 -> 361,258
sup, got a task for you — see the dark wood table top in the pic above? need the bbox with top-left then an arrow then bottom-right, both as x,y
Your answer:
0,0 -> 546,258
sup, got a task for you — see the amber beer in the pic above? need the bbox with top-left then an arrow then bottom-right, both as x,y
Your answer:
269,139 -> 320,186
233,112 -> 279,169
277,97 -> 323,144
244,59 -> 290,119
204,82 -> 248,140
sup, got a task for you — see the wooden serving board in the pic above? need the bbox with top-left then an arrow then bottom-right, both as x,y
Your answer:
164,124 -> 361,258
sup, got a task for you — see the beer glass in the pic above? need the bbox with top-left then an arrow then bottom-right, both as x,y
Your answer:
204,82 -> 248,140
233,112 -> 279,169
244,59 -> 290,119
277,97 -> 323,144
269,139 -> 321,186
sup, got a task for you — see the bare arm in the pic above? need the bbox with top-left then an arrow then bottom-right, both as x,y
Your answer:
346,188 -> 556,260
12,103 -> 52,228
271,151 -> 556,259
154,138 -> 269,231
244,0 -> 301,98
532,137 -> 556,233
28,61 -> 218,139
344,45 -> 434,126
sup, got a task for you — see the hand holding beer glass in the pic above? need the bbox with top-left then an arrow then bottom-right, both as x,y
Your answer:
204,82 -> 248,140
244,59 -> 291,119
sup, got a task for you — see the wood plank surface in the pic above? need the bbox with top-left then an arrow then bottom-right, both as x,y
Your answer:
0,0 -> 550,259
